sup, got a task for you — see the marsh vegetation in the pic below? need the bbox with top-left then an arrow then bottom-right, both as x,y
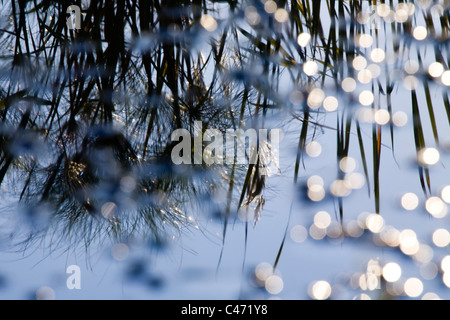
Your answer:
0,0 -> 449,299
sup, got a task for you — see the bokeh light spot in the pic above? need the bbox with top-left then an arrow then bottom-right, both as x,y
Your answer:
366,214 -> 384,233
404,278 -> 423,298
314,211 -> 331,229
401,193 -> 419,211
305,141 -> 322,158
297,33 -> 311,47
370,48 -> 386,63
356,34 -> 373,48
323,96 -> 339,112
36,286 -> 56,300
374,109 -> 390,125
425,197 -> 447,218
428,62 -> 444,78
111,243 -> 130,261
290,225 -> 308,243
274,8 -> 289,23
418,148 -> 440,166
200,14 -> 217,32
265,275 -> 284,295
342,78 -> 357,92
382,262 -> 402,283
441,186 -> 450,203
307,88 -> 325,109
353,56 -> 367,71
413,26 -> 428,40
309,281 -> 332,300
442,71 -> 450,86
303,61 -> 319,76
393,111 -> 408,127
264,1 -> 277,14
432,229 -> 450,247
359,90 -> 374,106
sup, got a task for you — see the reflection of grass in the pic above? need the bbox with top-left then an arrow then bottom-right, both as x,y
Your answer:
0,0 -> 448,285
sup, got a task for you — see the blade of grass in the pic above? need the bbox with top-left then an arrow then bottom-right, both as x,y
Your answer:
294,109 -> 310,183
273,202 -> 293,271
356,120 -> 371,196
418,53 -> 440,145
411,89 -> 431,195
372,121 -> 381,214
443,92 -> 450,127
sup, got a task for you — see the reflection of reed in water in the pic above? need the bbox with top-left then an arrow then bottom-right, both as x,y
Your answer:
0,2 -> 448,295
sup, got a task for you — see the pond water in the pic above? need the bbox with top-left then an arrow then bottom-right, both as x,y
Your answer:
0,0 -> 449,300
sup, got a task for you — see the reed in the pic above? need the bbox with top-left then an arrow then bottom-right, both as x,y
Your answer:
0,1 -> 448,274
